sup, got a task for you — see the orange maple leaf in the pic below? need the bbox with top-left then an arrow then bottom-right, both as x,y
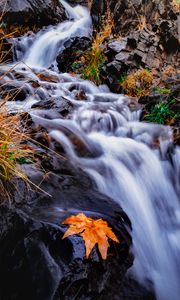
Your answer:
62,213 -> 120,260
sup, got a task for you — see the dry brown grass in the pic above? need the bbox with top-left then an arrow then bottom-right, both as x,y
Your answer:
137,15 -> 147,30
172,0 -> 180,11
0,1 -> 14,62
128,0 -> 147,31
0,14 -> 54,201
7,24 -> 39,37
0,26 -> 15,63
92,2 -> 114,50
0,9 -> 35,198
81,3 -> 114,84
0,106 -> 34,181
0,101 -> 52,202
121,69 -> 153,97
0,11 -> 29,184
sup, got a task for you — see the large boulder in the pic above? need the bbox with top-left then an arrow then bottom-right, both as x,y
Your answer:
0,205 -> 132,300
0,139 -> 157,299
0,148 -> 133,299
0,0 -> 66,27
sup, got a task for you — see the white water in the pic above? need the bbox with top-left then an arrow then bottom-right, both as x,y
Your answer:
2,1 -> 180,299
23,1 -> 91,68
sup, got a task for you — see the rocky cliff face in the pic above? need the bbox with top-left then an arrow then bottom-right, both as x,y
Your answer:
89,1 -> 179,82
91,0 -> 179,35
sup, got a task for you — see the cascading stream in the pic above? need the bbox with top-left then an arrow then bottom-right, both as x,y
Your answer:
1,1 -> 180,299
23,0 -> 92,68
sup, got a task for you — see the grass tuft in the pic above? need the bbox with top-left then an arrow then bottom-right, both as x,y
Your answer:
120,69 -> 153,97
80,3 -> 114,84
144,98 -> 180,125
153,87 -> 171,95
0,107 -> 34,181
0,10 -> 36,200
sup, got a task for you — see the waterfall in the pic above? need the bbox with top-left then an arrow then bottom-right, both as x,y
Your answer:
23,0 -> 92,68
3,1 -> 180,299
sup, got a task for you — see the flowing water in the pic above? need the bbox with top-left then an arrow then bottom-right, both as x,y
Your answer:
1,1 -> 180,299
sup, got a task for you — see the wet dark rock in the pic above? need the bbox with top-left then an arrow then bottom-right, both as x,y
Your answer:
32,97 -> 74,118
118,276 -> 155,300
74,90 -> 88,101
0,142 -> 157,299
0,150 -> 133,300
173,127 -> 180,146
91,0 -> 107,30
67,0 -> 89,6
57,37 -> 91,73
0,81 -> 31,101
139,93 -> 168,107
0,38 -> 14,63
37,72 -> 60,83
0,0 -> 66,27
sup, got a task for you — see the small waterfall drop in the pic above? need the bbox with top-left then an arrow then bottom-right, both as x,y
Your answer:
24,0 -> 92,68
31,91 -> 180,300
2,1 -> 180,299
